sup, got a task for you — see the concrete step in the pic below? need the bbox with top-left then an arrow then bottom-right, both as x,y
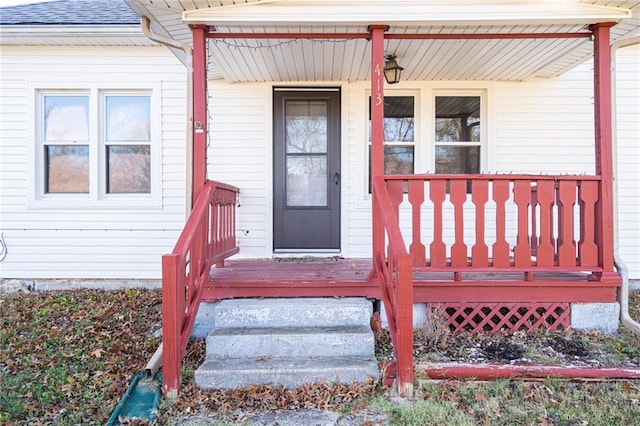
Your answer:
194,356 -> 380,389
205,325 -> 374,358
212,297 -> 373,329
195,297 -> 379,390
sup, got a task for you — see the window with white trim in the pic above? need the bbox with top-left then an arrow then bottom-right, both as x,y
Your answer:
367,95 -> 416,191
35,89 -> 158,206
433,94 -> 482,174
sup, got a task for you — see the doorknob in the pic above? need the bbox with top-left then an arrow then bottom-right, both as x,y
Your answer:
334,172 -> 340,185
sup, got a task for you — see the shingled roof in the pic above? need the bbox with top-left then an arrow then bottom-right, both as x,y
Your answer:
0,0 -> 139,26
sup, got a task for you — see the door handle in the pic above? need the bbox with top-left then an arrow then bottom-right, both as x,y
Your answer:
334,172 -> 340,185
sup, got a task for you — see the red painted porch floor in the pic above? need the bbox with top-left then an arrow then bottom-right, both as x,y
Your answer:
203,257 -> 615,303
204,258 -> 379,300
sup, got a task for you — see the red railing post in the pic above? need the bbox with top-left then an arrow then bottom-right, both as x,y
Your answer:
395,252 -> 414,397
590,22 -> 617,280
369,24 -> 387,262
191,25 -> 208,204
162,253 -> 182,399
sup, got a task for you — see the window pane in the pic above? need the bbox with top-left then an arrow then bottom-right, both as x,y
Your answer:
105,95 -> 150,141
369,96 -> 415,142
285,101 -> 327,154
107,145 -> 151,193
286,155 -> 327,206
435,96 -> 480,142
435,146 -> 480,174
368,146 -> 414,192
44,95 -> 89,142
46,145 -> 89,193
383,146 -> 414,175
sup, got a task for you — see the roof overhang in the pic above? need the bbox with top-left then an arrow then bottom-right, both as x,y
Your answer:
0,24 -> 158,46
126,1 -> 640,82
182,0 -> 632,27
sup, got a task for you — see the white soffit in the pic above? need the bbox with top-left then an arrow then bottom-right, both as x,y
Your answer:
182,0 -> 632,27
127,0 -> 639,81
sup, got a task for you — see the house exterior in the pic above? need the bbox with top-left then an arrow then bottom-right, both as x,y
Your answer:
0,0 -> 189,283
1,0 -> 639,396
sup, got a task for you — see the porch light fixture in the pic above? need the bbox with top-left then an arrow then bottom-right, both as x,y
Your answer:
384,54 -> 404,84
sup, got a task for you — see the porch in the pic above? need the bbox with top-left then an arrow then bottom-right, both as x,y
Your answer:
147,0 -> 631,399
161,171 -> 621,397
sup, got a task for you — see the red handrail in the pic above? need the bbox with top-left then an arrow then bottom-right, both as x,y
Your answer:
372,176 -> 414,397
161,180 -> 239,397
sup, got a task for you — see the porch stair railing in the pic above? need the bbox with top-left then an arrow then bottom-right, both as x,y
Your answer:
372,173 -> 614,397
372,176 -> 415,398
161,180 -> 239,397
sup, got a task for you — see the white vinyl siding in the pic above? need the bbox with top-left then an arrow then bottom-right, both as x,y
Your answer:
615,44 -> 640,279
0,46 -> 187,279
494,62 -> 596,175
207,81 -> 271,256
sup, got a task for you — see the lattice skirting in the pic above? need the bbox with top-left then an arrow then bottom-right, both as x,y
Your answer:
430,302 -> 571,334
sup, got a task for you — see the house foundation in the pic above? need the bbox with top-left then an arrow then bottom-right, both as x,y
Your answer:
571,302 -> 620,333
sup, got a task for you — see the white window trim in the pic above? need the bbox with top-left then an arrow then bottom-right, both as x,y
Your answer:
27,82 -> 162,210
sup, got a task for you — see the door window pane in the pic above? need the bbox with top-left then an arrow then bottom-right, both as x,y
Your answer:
286,101 -> 327,153
286,156 -> 327,206
46,145 -> 89,193
105,95 -> 150,141
107,145 -> 151,193
44,95 -> 89,142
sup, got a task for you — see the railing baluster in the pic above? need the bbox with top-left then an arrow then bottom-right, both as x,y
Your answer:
492,180 -> 511,267
408,180 -> 426,266
557,180 -> 577,266
450,179 -> 468,267
578,180 -> 599,267
471,179 -> 489,267
430,180 -> 447,267
513,180 -> 532,268
536,180 -> 555,266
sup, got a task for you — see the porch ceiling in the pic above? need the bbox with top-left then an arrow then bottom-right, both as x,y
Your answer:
126,0 -> 640,82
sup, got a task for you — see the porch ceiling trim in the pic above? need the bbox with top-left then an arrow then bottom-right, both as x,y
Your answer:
182,0 -> 632,27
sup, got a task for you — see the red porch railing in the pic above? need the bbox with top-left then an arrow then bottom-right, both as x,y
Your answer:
161,180 -> 239,397
373,173 -> 611,397
384,174 -> 604,277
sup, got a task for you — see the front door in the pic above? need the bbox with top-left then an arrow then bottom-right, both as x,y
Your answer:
273,88 -> 341,251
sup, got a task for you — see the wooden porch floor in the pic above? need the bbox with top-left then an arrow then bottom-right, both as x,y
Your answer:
202,257 -> 618,303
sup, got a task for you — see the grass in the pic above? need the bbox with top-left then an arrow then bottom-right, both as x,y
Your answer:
368,379 -> 640,426
0,289 -> 162,425
1,288 -> 640,425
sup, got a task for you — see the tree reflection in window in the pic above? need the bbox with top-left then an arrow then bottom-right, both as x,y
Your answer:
435,96 -> 481,175
368,96 -> 415,191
